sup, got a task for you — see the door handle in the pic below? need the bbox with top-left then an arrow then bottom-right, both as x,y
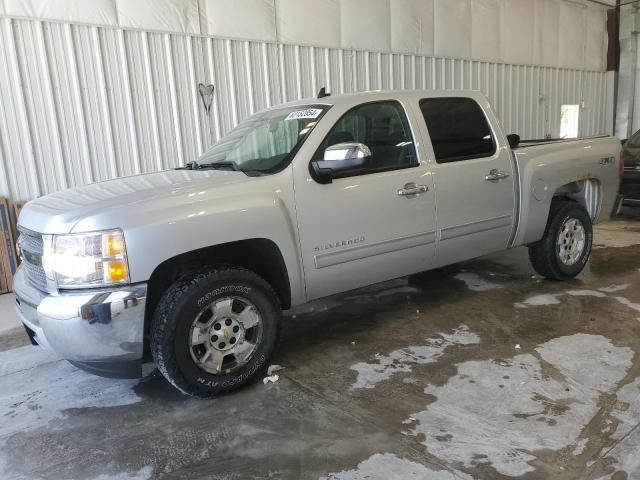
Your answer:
398,182 -> 428,197
485,169 -> 510,182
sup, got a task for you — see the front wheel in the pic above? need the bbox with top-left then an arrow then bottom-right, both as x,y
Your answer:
150,267 -> 280,397
528,200 -> 593,280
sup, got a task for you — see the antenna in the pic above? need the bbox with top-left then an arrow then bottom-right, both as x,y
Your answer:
317,87 -> 331,99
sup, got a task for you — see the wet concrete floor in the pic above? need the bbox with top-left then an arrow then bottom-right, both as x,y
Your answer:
1,208 -> 640,480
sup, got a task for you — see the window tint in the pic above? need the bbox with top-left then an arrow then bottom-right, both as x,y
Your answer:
316,101 -> 418,174
419,97 -> 496,163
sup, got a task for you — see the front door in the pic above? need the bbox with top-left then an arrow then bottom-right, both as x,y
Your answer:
293,99 -> 437,300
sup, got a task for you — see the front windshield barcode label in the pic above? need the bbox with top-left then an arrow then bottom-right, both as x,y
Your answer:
285,108 -> 323,121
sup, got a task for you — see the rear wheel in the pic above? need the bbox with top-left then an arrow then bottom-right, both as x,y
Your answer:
150,266 -> 280,397
528,200 -> 593,280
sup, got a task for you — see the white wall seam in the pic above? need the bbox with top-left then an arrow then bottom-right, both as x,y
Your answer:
324,48 -> 332,94
34,20 -> 67,189
0,20 -> 19,198
277,43 -> 286,102
294,44 -> 302,100
114,28 -> 140,175
261,42 -> 272,109
140,31 -> 162,172
164,34 -> 184,168
243,41 -> 255,115
186,37 -> 203,155
7,18 -> 41,197
92,26 -> 118,179
205,37 -> 221,142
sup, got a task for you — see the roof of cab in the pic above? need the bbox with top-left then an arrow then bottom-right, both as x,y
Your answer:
276,88 -> 489,110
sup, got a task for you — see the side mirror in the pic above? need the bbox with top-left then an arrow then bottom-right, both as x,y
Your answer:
507,134 -> 520,149
310,142 -> 371,184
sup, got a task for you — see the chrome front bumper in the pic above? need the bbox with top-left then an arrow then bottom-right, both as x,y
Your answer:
13,265 -> 147,378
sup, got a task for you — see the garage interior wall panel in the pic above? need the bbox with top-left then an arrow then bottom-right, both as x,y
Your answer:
276,0 -> 340,49
116,0 -> 200,35
4,0 -> 119,26
340,0 -> 390,53
390,0 -> 434,56
533,0 -> 561,68
585,6 -> 607,72
0,0 -> 614,202
200,0 -> 276,42
502,0 -> 534,66
558,2 -> 586,70
471,0 -> 501,64
434,0 -> 472,60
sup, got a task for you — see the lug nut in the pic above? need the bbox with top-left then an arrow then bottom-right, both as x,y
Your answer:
225,318 -> 232,326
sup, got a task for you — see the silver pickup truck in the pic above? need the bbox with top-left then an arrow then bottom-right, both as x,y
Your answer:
14,90 -> 623,396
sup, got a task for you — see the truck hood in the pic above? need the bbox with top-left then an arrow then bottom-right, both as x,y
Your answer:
18,169 -> 248,234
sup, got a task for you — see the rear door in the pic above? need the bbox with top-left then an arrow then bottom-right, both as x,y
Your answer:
413,95 -> 517,268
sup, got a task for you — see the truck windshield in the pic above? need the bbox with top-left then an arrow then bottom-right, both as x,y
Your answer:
194,104 -> 330,174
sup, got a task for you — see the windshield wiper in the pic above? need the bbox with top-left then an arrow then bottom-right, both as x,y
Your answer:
180,161 -> 240,171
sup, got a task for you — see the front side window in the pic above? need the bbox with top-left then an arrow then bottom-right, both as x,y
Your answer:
195,105 -> 330,174
419,97 -> 496,163
314,101 -> 418,174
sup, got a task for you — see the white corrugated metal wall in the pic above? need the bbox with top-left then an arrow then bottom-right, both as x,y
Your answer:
0,3 -> 614,202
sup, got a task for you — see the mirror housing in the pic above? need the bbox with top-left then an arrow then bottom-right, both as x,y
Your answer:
310,142 -> 371,184
507,134 -> 520,149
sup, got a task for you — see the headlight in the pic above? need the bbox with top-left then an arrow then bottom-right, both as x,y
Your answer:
43,229 -> 130,289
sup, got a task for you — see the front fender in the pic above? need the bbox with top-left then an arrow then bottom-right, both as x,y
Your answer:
73,172 -> 305,306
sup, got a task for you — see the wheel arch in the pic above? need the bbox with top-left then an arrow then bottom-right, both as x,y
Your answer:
513,178 -> 600,247
142,238 -> 291,353
552,179 -> 600,221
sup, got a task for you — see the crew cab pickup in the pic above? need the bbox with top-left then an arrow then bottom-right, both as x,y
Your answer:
14,90 -> 623,396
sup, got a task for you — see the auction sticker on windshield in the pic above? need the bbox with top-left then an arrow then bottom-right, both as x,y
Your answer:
285,108 -> 323,121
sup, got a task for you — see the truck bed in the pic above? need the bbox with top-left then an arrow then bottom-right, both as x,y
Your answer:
510,135 -> 622,248
516,135 -> 610,149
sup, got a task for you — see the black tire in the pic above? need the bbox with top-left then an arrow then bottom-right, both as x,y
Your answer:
528,199 -> 593,280
150,266 -> 280,397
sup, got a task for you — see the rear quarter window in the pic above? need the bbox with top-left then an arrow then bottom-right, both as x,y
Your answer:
419,97 -> 496,163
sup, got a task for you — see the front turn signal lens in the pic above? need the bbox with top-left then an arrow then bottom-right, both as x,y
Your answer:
105,260 -> 128,283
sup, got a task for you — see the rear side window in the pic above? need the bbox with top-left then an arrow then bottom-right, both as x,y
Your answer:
419,97 -> 496,163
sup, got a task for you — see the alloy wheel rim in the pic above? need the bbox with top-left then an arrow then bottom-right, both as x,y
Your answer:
556,217 -> 586,266
188,296 -> 263,375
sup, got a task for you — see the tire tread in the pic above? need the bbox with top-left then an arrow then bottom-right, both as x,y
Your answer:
528,199 -> 592,280
150,266 -> 280,397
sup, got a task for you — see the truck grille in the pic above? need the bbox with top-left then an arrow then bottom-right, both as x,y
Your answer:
17,228 -> 48,291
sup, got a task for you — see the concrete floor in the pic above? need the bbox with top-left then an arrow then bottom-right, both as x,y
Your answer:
1,208 -> 640,480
